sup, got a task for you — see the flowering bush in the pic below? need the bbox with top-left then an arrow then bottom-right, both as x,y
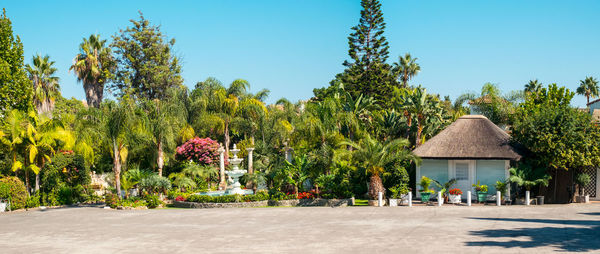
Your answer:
295,191 -> 316,199
449,188 -> 462,195
175,195 -> 186,202
176,137 -> 220,165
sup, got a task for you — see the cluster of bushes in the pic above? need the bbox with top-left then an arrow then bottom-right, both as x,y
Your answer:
0,177 -> 28,210
104,193 -> 163,209
185,190 -> 270,203
38,153 -> 98,206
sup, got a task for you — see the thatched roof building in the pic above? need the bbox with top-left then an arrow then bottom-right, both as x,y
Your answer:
413,115 -> 522,160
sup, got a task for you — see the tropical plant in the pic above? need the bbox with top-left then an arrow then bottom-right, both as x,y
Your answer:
524,79 -> 542,94
139,174 -> 171,195
419,176 -> 434,194
242,171 -> 266,194
472,181 -> 488,193
494,180 -> 508,198
394,53 -> 420,88
25,54 -> 60,115
576,76 -> 599,104
70,34 -> 114,108
509,166 -> 551,193
433,178 -> 457,197
345,136 -> 419,199
278,154 -> 311,197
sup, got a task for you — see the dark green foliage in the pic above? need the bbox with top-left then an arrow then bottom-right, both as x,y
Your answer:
110,12 -> 183,100
268,190 -> 296,201
0,9 -> 33,115
26,193 -> 40,208
185,191 -> 271,203
139,174 -> 171,195
144,194 -> 162,208
40,153 -> 92,205
512,85 -> 600,171
0,176 -> 27,210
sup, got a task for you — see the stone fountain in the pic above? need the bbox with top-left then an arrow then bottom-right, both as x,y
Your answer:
224,144 -> 252,195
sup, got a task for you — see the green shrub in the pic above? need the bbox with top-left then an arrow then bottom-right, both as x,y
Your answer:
105,193 -> 119,209
26,193 -> 40,208
144,194 -> 163,209
58,185 -> 74,205
0,177 -> 28,210
42,189 -> 60,206
268,190 -> 295,201
118,197 -> 148,208
139,175 -> 171,195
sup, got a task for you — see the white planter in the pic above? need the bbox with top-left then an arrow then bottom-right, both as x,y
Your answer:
400,193 -> 410,205
448,194 -> 461,204
388,199 -> 398,207
0,202 -> 6,212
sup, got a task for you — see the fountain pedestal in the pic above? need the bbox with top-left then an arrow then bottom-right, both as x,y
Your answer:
224,144 -> 252,195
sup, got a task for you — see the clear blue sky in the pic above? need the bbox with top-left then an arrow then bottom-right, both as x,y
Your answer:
3,0 -> 600,107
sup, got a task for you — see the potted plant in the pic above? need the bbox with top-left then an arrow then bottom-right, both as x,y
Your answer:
388,186 -> 400,207
575,173 -> 591,203
433,178 -> 457,203
448,188 -> 462,204
472,181 -> 488,203
399,186 -> 411,205
509,166 -> 551,205
419,176 -> 435,203
494,180 -> 508,204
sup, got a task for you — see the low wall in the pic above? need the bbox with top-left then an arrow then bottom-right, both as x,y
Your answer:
174,198 -> 352,209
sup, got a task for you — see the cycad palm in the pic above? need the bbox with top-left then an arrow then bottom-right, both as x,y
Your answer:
344,135 -> 419,200
25,54 -> 60,116
576,76 -> 599,104
70,34 -> 114,108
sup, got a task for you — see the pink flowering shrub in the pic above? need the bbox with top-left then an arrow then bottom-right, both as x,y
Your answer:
176,137 -> 220,165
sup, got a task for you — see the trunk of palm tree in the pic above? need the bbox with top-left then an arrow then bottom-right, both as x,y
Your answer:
35,173 -> 40,193
83,82 -> 103,108
224,121 -> 230,163
415,117 -> 424,147
113,140 -> 122,198
368,174 -> 384,200
25,169 -> 30,196
157,141 -> 164,177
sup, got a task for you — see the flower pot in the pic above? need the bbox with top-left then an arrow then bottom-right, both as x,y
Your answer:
400,193 -> 410,205
477,191 -> 487,202
448,194 -> 461,204
420,192 -> 432,202
536,196 -> 544,205
388,199 -> 398,207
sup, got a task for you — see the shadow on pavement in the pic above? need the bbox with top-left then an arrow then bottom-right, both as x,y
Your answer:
465,217 -> 600,252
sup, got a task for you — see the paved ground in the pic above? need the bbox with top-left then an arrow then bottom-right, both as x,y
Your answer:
1,204 -> 599,253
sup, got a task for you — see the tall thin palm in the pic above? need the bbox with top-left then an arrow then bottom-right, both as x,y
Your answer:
394,53 -> 421,88
70,34 -> 114,108
25,54 -> 60,116
0,110 -> 34,192
576,76 -> 599,104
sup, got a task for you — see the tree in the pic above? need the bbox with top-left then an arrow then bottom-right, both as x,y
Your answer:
393,87 -> 447,147
394,53 -> 420,88
524,79 -> 542,94
576,76 -> 599,104
280,154 -> 311,197
25,54 -> 60,116
0,9 -> 32,115
111,12 -> 183,100
344,135 -> 419,200
143,89 -> 186,176
70,34 -> 114,108
0,110 -> 33,191
325,0 -> 398,104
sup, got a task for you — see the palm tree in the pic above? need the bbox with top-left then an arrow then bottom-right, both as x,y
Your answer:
344,135 -> 419,200
394,53 -> 421,88
70,34 -> 114,108
143,91 -> 186,176
25,54 -> 60,116
280,154 -> 311,197
27,116 -> 74,192
396,87 -> 444,147
524,79 -> 542,94
576,76 -> 599,104
0,110 -> 34,192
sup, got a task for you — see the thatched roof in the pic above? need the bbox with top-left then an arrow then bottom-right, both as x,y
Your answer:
413,115 -> 522,160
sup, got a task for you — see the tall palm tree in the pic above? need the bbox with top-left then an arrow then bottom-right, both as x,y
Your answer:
394,53 -> 421,88
25,54 -> 60,116
576,76 -> 599,104
70,34 -> 114,108
344,135 -> 419,200
524,79 -> 542,94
